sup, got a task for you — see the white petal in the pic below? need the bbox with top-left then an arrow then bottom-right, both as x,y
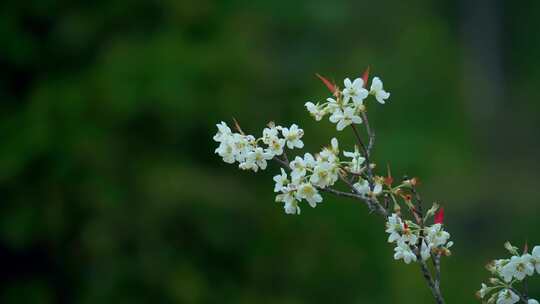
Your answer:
370,76 -> 383,92
351,78 -> 363,89
336,120 -> 347,131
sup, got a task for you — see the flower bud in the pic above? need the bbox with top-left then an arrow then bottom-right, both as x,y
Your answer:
504,241 -> 519,256
393,202 -> 401,214
425,203 -> 439,219
485,261 -> 496,273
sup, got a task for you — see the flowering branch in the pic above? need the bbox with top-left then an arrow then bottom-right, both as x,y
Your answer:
477,242 -> 540,304
213,68 -> 452,303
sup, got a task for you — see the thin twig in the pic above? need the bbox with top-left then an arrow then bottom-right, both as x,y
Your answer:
350,124 -> 369,163
319,187 -> 363,200
433,253 -> 441,289
274,156 -> 290,168
361,111 -> 375,155
411,184 -> 425,224
420,260 -> 445,304
338,173 -> 388,217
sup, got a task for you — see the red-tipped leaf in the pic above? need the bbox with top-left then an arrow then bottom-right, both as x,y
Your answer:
362,66 -> 370,88
315,73 -> 336,93
434,207 -> 445,224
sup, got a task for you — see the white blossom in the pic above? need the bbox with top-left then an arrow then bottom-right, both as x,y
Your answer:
343,78 -> 369,106
273,168 -> 289,192
353,179 -> 370,196
343,145 -> 365,174
496,289 -> 519,304
296,183 -> 323,207
372,179 -> 383,196
400,226 -> 418,245
528,299 -> 539,304
303,152 -> 317,168
276,189 -> 300,215
501,255 -> 534,282
282,124 -> 304,149
284,200 -> 301,215
305,102 -> 325,121
477,283 -> 491,299
231,133 -> 254,162
420,240 -> 432,261
326,97 -> 340,112
215,140 -> 236,164
385,213 -> 404,243
310,162 -> 338,188
370,76 -> 390,104
262,125 -> 279,144
394,240 -> 417,264
240,147 -> 273,172
266,137 -> 286,156
530,246 -> 540,274
425,224 -> 450,247
289,156 -> 308,182
318,140 -> 339,164
213,121 -> 232,142
329,107 -> 362,131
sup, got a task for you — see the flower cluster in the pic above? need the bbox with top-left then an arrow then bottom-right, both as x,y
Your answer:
273,138 -> 341,214
385,212 -> 453,264
478,243 -> 540,304
213,74 -> 391,215
305,76 -> 389,130
214,121 -> 304,172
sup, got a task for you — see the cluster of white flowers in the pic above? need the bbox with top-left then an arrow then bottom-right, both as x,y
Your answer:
305,76 -> 389,130
478,243 -> 540,304
273,138 -> 341,214
214,122 -> 304,172
213,75 -> 392,215
384,213 -> 453,264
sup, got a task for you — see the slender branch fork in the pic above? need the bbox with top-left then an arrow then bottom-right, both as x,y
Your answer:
274,108 -> 445,304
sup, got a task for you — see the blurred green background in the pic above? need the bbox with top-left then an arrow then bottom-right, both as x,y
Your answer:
1,0 -> 540,303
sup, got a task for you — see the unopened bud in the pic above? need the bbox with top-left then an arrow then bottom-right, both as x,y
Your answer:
358,104 -> 366,112
485,262 -> 496,273
425,203 -> 440,219
393,202 -> 401,214
504,241 -> 519,256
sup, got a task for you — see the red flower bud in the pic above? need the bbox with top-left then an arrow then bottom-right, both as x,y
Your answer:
434,207 -> 444,224
315,73 -> 337,94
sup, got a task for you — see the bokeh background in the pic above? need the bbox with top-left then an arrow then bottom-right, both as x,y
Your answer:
1,0 -> 540,303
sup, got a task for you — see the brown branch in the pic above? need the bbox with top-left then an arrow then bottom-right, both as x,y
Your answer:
338,174 -> 388,217
350,124 -> 369,163
420,260 -> 445,304
318,187 -> 364,200
361,111 -> 375,155
433,253 -> 441,289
